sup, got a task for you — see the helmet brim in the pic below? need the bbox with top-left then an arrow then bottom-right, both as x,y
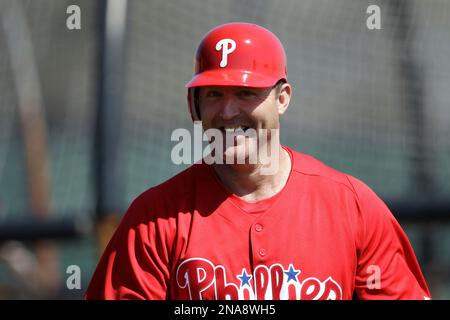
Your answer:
185,69 -> 283,88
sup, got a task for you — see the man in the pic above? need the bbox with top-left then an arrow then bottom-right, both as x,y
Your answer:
85,22 -> 431,300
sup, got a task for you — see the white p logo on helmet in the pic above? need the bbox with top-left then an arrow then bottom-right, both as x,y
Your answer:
216,39 -> 236,67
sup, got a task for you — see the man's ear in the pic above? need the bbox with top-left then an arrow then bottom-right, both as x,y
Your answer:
187,95 -> 195,121
187,88 -> 201,121
277,82 -> 292,115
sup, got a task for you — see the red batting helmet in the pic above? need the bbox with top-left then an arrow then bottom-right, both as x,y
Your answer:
186,22 -> 288,119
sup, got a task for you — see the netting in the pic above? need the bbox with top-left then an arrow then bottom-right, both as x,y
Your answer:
121,0 -> 450,207
0,0 -> 98,220
0,0 -> 449,299
1,0 -> 449,219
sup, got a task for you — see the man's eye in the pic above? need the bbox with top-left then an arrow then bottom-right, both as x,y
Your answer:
206,91 -> 222,98
238,90 -> 257,98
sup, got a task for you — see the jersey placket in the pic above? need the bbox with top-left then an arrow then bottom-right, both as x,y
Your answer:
251,222 -> 268,263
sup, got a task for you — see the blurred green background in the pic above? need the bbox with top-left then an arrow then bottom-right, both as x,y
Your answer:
0,0 -> 449,299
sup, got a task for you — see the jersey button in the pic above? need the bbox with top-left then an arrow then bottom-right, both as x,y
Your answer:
259,248 -> 266,256
254,224 -> 263,232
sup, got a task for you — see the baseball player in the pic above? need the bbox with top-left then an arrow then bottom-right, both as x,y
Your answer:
85,22 -> 431,300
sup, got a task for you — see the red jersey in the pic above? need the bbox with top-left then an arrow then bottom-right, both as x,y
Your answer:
85,147 -> 431,300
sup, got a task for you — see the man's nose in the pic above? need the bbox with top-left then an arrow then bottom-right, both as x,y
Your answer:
219,95 -> 240,120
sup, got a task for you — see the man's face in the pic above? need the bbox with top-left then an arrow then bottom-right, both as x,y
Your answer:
197,84 -> 290,163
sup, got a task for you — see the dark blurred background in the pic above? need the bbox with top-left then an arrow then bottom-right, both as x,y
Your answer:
0,0 -> 449,299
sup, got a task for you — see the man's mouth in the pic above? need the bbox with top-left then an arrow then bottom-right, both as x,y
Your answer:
219,125 -> 251,134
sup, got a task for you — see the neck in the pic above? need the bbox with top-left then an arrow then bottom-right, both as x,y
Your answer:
212,146 -> 292,202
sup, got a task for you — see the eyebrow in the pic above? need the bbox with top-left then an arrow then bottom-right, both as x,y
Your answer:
201,87 -> 266,96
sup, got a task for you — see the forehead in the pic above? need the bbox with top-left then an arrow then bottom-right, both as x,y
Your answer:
199,86 -> 271,92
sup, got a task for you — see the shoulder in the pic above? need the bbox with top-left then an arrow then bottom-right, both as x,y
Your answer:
129,162 -> 209,218
286,147 -> 356,195
141,163 -> 202,197
286,147 -> 390,214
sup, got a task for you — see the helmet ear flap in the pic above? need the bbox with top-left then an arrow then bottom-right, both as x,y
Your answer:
187,88 -> 201,121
